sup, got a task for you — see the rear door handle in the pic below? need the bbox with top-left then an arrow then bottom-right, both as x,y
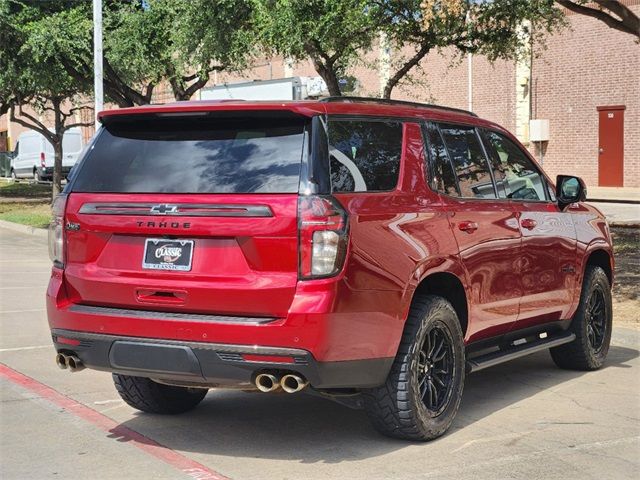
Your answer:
521,219 -> 537,230
458,221 -> 479,233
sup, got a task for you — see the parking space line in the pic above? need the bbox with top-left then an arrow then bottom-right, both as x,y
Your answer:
0,363 -> 230,480
0,345 -> 51,352
0,309 -> 46,314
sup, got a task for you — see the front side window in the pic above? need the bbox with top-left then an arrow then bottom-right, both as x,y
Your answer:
328,119 -> 402,192
424,122 -> 458,196
484,130 -> 547,201
439,124 -> 496,199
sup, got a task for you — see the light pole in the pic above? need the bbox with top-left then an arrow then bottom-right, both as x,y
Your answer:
93,0 -> 103,130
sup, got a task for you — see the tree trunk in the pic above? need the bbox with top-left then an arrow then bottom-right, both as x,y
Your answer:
382,43 -> 432,99
308,54 -> 342,96
52,140 -> 63,197
52,98 -> 63,197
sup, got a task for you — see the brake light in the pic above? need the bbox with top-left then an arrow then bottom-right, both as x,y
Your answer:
48,194 -> 67,267
298,195 -> 348,279
40,152 -> 45,167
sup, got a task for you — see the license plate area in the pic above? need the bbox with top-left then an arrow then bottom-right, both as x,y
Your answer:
143,239 -> 194,271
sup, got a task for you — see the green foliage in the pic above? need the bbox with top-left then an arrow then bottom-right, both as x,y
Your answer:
0,0 -> 93,195
376,0 -> 565,97
0,1 -> 86,110
176,0 -> 256,74
254,0 -> 381,95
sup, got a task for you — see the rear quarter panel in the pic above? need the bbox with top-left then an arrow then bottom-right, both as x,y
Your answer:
328,122 -> 466,359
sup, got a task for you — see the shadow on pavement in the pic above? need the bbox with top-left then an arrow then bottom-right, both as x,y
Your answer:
111,345 -> 638,463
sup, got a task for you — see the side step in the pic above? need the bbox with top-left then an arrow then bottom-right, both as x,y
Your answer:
466,331 -> 576,374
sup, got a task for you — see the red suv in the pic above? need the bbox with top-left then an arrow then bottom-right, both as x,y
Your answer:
47,98 -> 614,440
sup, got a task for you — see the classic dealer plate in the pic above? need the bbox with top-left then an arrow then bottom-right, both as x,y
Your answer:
142,239 -> 194,271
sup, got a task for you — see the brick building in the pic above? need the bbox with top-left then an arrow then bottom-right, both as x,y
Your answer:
2,2 -> 638,190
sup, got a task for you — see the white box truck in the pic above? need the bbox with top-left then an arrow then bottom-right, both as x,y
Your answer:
199,77 -> 328,101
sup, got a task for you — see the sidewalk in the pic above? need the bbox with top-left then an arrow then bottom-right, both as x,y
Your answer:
588,186 -> 640,203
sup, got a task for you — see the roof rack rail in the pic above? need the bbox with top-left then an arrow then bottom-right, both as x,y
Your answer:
319,96 -> 478,117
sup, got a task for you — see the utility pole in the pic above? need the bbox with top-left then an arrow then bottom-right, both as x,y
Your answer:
93,0 -> 103,130
467,52 -> 473,112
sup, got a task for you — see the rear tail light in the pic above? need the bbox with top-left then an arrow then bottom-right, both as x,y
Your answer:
48,194 -> 67,267
298,195 -> 348,279
40,152 -> 45,168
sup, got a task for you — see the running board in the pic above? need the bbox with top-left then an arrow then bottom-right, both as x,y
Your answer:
466,331 -> 576,373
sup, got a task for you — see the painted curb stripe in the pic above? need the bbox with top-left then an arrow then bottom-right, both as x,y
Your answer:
0,363 -> 230,480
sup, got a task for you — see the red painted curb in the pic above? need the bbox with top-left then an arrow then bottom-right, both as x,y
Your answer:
0,363 -> 230,480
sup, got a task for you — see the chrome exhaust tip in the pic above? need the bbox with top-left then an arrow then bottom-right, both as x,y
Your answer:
255,373 -> 280,393
66,355 -> 85,372
280,374 -> 308,393
55,353 -> 67,370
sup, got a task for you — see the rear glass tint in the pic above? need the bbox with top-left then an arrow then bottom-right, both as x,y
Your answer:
328,119 -> 402,192
72,116 -> 306,193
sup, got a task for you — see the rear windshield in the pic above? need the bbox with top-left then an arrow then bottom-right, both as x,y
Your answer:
72,115 -> 306,194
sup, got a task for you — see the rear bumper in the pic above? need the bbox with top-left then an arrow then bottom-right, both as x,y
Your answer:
51,329 -> 393,389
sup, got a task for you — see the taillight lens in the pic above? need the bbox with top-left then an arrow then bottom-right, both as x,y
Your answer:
48,194 -> 67,267
298,195 -> 348,279
40,152 -> 45,168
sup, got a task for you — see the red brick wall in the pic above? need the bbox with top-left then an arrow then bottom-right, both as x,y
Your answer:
528,5 -> 640,187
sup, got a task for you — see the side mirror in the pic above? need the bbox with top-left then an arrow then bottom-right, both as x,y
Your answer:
556,175 -> 587,208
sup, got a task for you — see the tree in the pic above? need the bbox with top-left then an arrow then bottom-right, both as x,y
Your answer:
171,0 -> 257,100
378,0 -> 564,99
253,1 -> 563,99
0,1 -> 92,195
32,0 -> 256,106
254,0 -> 381,96
555,0 -> 639,39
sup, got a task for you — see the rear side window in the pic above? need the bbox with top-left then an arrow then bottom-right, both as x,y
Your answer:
439,124 -> 496,199
424,122 -> 458,196
72,116 -> 306,193
328,119 -> 402,192
483,130 -> 547,201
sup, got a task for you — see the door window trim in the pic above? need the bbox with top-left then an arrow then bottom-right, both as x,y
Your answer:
429,121 -> 501,201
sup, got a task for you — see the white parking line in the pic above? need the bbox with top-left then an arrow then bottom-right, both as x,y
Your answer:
0,286 -> 40,290
0,309 -> 46,314
0,345 -> 51,352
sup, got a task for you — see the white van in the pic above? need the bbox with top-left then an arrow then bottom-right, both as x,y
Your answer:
10,128 -> 84,181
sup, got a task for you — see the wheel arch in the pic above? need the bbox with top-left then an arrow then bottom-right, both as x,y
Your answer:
412,271 -> 469,339
585,248 -> 613,286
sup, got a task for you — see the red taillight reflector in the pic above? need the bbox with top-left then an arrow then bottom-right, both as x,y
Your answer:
55,336 -> 81,346
48,194 -> 68,267
40,152 -> 45,167
242,354 -> 295,364
298,195 -> 349,279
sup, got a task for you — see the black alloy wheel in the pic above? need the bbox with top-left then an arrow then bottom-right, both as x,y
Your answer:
417,325 -> 455,415
586,286 -> 606,352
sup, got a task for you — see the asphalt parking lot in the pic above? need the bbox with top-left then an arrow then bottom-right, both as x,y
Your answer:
1,226 -> 639,480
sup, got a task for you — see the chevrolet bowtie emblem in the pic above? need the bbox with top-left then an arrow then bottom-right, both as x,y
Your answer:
149,204 -> 178,214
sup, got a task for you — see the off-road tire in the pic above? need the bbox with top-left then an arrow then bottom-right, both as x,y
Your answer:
550,265 -> 612,371
113,374 -> 207,414
363,295 -> 465,441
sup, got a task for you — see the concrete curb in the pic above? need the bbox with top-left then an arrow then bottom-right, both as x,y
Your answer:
0,219 -> 48,239
609,222 -> 640,229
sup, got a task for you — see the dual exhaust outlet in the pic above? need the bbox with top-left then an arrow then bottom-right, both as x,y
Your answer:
255,373 -> 308,393
55,353 -> 85,372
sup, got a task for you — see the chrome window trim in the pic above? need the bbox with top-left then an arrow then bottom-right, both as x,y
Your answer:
78,203 -> 273,217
